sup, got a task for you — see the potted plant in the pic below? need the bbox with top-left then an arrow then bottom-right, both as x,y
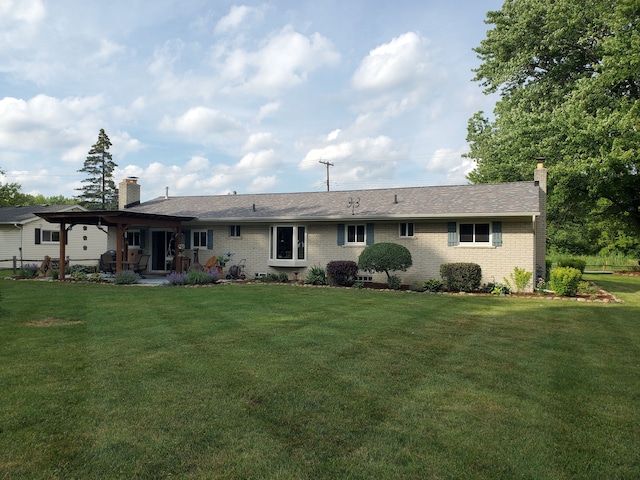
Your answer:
217,251 -> 233,266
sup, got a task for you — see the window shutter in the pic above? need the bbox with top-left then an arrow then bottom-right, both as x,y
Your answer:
140,229 -> 146,249
65,229 -> 68,245
447,222 -> 457,246
206,229 -> 214,250
366,223 -> 374,245
492,222 -> 503,247
184,229 -> 191,249
337,224 -> 345,246
35,228 -> 41,245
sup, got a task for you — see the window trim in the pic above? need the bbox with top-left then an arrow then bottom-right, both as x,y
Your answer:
192,230 -> 208,249
346,224 -> 366,245
268,224 -> 307,267
399,222 -> 415,238
41,229 -> 60,244
450,221 -> 500,247
126,230 -> 141,248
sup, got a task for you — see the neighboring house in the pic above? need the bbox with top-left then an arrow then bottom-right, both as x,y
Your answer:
0,205 -> 108,270
108,164 -> 547,289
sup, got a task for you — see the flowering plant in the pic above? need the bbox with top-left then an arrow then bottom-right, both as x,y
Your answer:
217,251 -> 234,264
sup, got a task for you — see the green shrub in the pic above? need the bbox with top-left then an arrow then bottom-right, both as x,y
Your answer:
326,260 -> 358,286
578,280 -> 600,296
557,257 -> 586,273
352,281 -> 365,289
504,266 -> 532,293
185,269 -> 216,285
19,264 -> 39,278
88,273 -> 103,282
548,267 -> 582,296
483,282 -> 511,295
358,243 -> 412,280
70,271 -> 89,282
278,272 -> 289,283
114,270 -> 139,285
259,273 -> 287,283
409,281 -> 426,292
305,265 -> 327,285
439,263 -> 482,292
423,278 -> 445,293
388,275 -> 402,290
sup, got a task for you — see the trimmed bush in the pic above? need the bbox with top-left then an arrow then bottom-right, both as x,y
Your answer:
305,265 -> 327,285
557,257 -> 586,273
439,263 -> 482,292
326,260 -> 358,286
357,243 -> 412,280
410,281 -> 426,292
548,267 -> 582,296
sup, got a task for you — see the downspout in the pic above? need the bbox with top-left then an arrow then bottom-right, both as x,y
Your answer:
13,223 -> 23,269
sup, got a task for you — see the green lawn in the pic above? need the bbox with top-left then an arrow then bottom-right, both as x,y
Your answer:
1,274 -> 639,479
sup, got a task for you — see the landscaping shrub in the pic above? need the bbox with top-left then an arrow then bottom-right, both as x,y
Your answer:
326,260 -> 358,286
114,270 -> 139,285
19,264 -> 39,278
388,275 -> 402,290
358,243 -> 412,280
548,267 -> 582,296
410,281 -> 426,292
557,257 -> 586,273
166,272 -> 186,286
504,266 -> 532,293
483,282 -> 511,295
305,265 -> 328,285
70,271 -> 89,282
88,273 -> 104,282
439,263 -> 482,292
185,269 -> 219,285
423,278 -> 445,293
259,273 -> 289,283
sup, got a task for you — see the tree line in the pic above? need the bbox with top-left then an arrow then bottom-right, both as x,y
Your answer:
467,0 -> 640,256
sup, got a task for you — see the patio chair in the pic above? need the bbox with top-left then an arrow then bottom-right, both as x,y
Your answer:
100,251 -> 116,276
133,254 -> 150,278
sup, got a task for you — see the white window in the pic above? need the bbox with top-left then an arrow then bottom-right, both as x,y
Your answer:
192,230 -> 208,248
229,225 -> 241,237
269,225 -> 307,266
126,230 -> 141,247
459,223 -> 490,244
42,230 -> 60,243
399,222 -> 414,237
346,224 -> 366,245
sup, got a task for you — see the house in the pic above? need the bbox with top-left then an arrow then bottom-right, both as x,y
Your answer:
106,164 -> 547,288
0,204 -> 108,270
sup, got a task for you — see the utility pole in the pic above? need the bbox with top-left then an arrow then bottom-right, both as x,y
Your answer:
319,160 -> 334,192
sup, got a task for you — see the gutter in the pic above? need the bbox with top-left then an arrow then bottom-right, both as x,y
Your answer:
190,212 -> 542,224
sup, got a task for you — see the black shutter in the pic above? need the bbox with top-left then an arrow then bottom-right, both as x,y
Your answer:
337,224 -> 345,246
35,228 -> 41,244
447,222 -> 457,246
366,223 -> 374,245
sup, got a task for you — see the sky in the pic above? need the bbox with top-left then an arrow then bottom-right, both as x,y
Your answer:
0,0 -> 504,202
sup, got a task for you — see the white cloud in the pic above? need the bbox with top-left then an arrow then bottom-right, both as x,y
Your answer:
327,129 -> 341,141
236,149 -> 277,173
0,0 -> 46,48
352,32 -> 429,91
219,26 -> 340,96
215,5 -> 258,34
159,106 -> 246,143
242,132 -> 276,152
426,147 -> 474,184
185,156 -> 210,172
0,94 -> 104,152
255,101 -> 280,122
247,175 -> 277,192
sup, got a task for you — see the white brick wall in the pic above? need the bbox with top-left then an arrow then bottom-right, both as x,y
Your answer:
109,219 -> 539,290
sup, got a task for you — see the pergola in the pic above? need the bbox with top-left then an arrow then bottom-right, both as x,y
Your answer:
36,210 -> 195,280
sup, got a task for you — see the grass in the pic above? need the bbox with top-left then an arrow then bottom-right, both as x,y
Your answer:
549,252 -> 639,271
1,273 -> 639,479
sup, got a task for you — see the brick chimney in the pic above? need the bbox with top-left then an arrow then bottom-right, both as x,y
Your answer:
534,162 -> 547,281
119,177 -> 140,209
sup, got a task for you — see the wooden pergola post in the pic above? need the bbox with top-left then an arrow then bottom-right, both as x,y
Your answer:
59,222 -> 67,280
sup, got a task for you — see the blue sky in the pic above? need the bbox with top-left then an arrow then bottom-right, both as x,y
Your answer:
0,0 -> 503,202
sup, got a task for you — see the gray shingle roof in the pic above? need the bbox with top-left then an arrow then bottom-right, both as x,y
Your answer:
0,205 -> 84,224
127,182 -> 541,221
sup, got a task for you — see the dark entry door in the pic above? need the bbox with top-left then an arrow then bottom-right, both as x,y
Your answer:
151,231 -> 175,270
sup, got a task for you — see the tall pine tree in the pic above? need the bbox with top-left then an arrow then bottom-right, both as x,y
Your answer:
76,129 -> 118,210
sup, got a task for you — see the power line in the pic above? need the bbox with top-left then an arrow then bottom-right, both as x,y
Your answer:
318,160 -> 334,192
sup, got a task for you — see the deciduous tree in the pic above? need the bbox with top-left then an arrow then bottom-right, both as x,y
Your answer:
467,0 -> 640,255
